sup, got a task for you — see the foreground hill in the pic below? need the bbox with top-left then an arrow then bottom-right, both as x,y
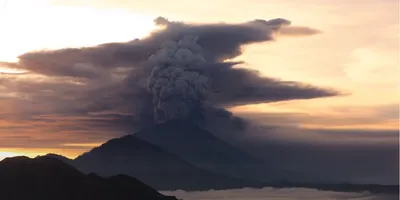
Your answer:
0,156 -> 179,200
73,134 -> 263,190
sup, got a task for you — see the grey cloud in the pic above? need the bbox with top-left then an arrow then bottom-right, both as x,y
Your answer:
237,107 -> 398,129
12,17 -> 319,78
0,16 -> 335,127
197,104 -> 250,134
327,104 -> 399,121
279,26 -> 322,35
0,16 -> 339,145
146,36 -> 209,123
206,62 -> 339,107
154,16 -> 170,26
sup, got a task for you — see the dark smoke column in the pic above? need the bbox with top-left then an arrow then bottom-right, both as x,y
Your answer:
147,36 -> 209,123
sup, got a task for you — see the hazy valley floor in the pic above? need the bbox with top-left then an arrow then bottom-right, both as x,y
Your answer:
161,187 -> 399,200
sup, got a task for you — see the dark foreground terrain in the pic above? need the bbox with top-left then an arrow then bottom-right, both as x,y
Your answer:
0,156 -> 180,200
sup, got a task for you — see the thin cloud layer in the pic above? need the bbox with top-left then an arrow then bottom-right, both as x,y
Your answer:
162,187 -> 399,200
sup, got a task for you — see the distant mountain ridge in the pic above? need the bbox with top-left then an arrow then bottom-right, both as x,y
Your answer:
45,153 -> 73,163
0,156 -> 179,200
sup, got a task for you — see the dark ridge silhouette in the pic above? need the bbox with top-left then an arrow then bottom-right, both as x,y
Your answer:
73,132 -> 263,190
44,153 -> 73,163
0,156 -> 180,200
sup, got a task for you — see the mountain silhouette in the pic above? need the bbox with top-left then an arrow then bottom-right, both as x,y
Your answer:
134,120 -> 304,182
0,156 -> 179,200
73,133 -> 263,190
44,153 -> 73,163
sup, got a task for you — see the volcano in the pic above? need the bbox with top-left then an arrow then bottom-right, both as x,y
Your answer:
71,120 -> 306,191
73,130 -> 263,190
134,120 -> 303,182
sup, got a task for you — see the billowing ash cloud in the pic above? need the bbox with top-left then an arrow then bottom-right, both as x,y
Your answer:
2,16 -> 338,128
147,36 -> 208,122
12,17 -> 315,79
205,62 -> 338,107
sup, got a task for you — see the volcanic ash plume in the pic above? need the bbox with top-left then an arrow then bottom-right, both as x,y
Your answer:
147,36 -> 209,123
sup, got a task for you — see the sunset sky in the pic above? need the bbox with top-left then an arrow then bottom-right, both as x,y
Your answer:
0,0 -> 398,160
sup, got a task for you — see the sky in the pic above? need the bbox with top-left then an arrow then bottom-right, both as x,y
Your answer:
0,0 -> 398,174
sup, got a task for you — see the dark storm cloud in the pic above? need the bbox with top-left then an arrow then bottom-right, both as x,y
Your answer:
12,17 -> 319,78
0,16 -> 337,128
145,36 -> 210,122
206,62 -> 338,107
197,104 -> 250,133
